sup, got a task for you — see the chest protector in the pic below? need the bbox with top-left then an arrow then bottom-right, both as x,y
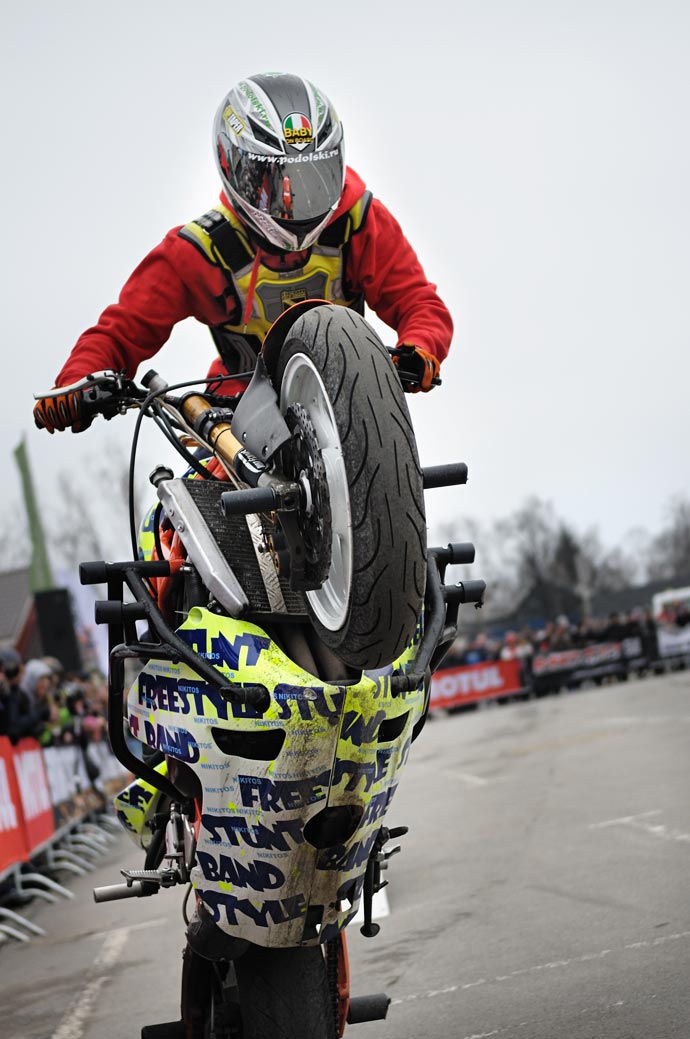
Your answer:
178,193 -> 372,375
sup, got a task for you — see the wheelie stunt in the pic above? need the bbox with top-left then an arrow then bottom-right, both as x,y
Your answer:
34,73 -> 484,1039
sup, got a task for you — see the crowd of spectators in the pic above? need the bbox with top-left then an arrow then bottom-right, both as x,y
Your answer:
0,649 -> 108,780
3,602 -> 689,737
446,604 -> 690,669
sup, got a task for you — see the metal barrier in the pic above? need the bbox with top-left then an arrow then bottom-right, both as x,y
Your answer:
0,736 -> 129,945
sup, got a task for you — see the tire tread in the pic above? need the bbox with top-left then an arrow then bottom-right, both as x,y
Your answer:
278,305 -> 426,669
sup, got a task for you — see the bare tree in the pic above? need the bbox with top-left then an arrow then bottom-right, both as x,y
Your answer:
645,496 -> 690,582
50,469 -> 110,571
442,497 -> 640,620
49,441 -> 149,573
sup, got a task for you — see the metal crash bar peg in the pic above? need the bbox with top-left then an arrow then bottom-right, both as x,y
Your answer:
422,463 -> 468,488
442,579 -> 486,606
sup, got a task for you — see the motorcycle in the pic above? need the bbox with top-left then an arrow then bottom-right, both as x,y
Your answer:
36,301 -> 485,1038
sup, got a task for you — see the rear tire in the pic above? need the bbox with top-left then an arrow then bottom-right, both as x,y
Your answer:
234,945 -> 335,1039
276,305 -> 426,670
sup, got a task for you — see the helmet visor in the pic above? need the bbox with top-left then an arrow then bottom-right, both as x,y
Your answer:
231,145 -> 344,225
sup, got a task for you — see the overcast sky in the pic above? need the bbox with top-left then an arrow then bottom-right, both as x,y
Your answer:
2,0 -> 689,563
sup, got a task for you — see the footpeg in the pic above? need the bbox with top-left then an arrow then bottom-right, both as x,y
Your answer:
122,867 -> 180,889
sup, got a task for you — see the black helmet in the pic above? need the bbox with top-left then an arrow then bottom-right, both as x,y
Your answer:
214,73 -> 345,251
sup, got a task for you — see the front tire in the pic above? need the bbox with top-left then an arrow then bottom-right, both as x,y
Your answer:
276,305 -> 426,670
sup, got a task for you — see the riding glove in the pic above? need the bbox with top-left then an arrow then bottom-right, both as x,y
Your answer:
33,388 -> 86,434
392,343 -> 441,393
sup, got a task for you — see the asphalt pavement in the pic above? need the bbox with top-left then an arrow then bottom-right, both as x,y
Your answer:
1,669 -> 688,1039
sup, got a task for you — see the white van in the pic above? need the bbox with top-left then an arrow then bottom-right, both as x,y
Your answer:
652,586 -> 690,620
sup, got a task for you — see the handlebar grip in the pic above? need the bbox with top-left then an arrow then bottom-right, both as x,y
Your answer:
219,487 -> 279,516
93,881 -> 148,903
422,463 -> 468,489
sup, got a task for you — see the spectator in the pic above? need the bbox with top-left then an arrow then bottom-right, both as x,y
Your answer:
23,659 -> 64,746
602,611 -> 626,642
550,616 -> 573,650
500,632 -> 519,661
463,633 -> 490,665
573,615 -> 596,646
82,711 -> 108,793
541,622 -> 557,651
515,630 -> 535,661
0,649 -> 50,744
22,659 -> 54,707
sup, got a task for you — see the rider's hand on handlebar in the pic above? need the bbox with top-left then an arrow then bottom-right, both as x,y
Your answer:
33,387 -> 88,434
392,344 -> 441,393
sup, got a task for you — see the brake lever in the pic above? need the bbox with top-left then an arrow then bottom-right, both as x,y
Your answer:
33,370 -> 126,400
34,370 -> 145,423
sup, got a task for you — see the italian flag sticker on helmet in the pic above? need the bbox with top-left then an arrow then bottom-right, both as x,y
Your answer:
283,113 -> 314,151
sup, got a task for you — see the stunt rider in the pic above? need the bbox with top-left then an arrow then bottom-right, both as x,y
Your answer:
34,72 -> 453,433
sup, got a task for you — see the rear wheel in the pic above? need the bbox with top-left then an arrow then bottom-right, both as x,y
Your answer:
276,305 -> 426,670
234,945 -> 336,1039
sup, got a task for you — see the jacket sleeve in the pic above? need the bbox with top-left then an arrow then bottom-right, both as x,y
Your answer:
346,197 -> 453,363
55,231 -> 231,386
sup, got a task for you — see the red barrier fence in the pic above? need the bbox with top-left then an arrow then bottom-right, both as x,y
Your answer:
430,658 -> 524,711
0,736 -> 128,879
12,739 -> 55,855
0,737 -> 29,873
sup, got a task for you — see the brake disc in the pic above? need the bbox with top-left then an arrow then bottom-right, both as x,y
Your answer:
283,402 -> 332,587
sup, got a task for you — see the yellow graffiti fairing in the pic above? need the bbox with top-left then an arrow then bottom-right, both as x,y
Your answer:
124,606 -> 424,947
113,765 -> 166,849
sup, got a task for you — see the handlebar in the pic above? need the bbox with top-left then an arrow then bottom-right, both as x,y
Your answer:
35,342 -> 439,462
34,345 -> 444,494
34,371 -> 250,473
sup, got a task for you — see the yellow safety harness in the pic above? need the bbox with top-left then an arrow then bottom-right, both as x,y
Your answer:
178,193 -> 372,374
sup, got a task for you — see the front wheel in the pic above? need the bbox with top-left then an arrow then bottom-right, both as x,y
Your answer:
276,305 -> 426,670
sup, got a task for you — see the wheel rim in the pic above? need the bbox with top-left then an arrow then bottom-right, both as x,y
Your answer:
280,352 -> 352,631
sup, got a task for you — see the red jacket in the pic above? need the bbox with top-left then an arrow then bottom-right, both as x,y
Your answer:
56,168 -> 453,388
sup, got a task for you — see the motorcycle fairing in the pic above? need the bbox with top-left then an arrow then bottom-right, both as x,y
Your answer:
124,606 -> 424,947
113,765 -> 165,849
